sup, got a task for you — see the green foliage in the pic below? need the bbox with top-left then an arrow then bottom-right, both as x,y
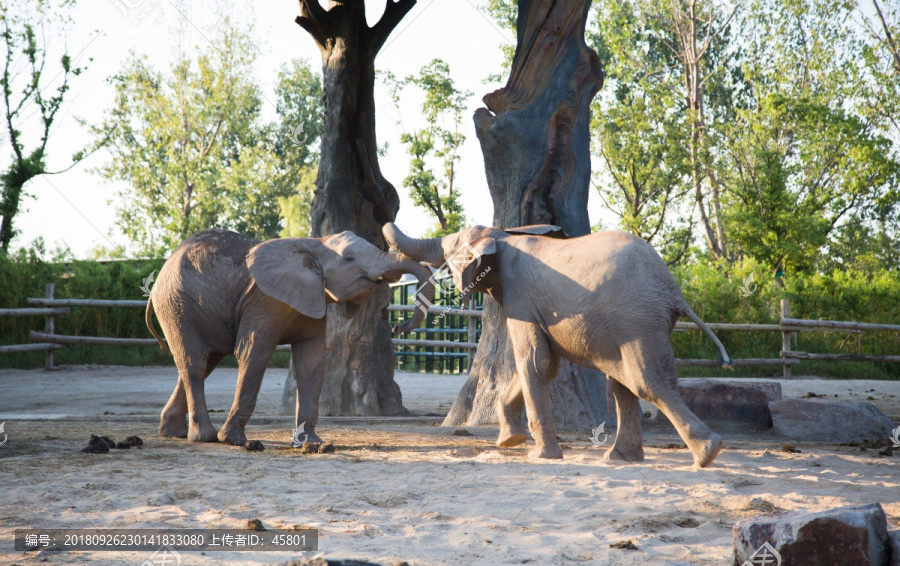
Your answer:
0,244 -> 169,368
277,166 -> 317,238
0,0 -> 90,251
482,0 -> 516,81
385,59 -> 470,237
92,22 -> 322,255
589,0 -> 900,274
672,260 -> 900,379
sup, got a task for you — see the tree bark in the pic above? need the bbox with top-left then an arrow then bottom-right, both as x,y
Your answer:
443,0 -> 612,432
284,0 -> 416,417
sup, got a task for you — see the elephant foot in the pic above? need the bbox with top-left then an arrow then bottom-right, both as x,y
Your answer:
496,424 -> 529,448
187,424 -> 219,443
159,421 -> 188,438
159,417 -> 188,439
691,433 -> 724,468
603,445 -> 645,462
217,425 -> 247,447
528,443 -> 563,460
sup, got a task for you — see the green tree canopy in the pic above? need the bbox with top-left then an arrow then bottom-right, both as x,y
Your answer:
0,0 -> 91,252
385,59 -> 470,237
588,0 -> 900,274
92,21 -> 322,254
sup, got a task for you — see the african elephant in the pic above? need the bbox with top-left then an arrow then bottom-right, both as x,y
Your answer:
383,223 -> 733,468
145,229 -> 434,448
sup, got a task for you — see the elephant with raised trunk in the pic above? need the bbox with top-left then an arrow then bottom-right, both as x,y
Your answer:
384,223 -> 733,467
146,229 -> 434,449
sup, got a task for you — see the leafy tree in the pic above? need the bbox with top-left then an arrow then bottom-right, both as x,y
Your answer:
385,59 -> 470,237
93,21 -> 322,254
277,166 -> 317,238
721,0 -> 900,273
0,0 -> 92,252
589,0 -> 900,274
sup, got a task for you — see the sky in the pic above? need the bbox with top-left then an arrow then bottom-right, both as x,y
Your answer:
3,0 -> 609,258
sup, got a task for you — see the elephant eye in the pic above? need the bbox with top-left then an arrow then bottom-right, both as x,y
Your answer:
344,256 -> 355,263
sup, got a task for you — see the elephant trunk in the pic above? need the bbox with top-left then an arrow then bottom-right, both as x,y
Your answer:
388,256 -> 435,334
382,222 -> 444,265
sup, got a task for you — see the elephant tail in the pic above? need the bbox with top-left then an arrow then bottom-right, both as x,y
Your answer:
678,302 -> 734,370
145,297 -> 169,352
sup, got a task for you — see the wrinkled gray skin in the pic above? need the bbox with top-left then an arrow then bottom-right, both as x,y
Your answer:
146,229 -> 434,448
384,223 -> 733,468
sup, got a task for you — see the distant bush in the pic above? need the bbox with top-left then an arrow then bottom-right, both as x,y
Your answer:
3,250 -> 898,378
673,260 -> 900,379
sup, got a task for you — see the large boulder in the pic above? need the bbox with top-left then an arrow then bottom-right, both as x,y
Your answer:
770,399 -> 893,443
657,380 -> 781,426
889,531 -> 900,566
733,503 -> 890,566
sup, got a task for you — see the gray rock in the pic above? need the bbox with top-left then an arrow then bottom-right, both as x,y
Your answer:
681,379 -> 783,402
657,380 -> 780,426
733,502 -> 889,566
889,530 -> 900,566
770,399 -> 893,443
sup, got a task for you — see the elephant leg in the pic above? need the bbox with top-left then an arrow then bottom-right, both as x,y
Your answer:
160,353 -> 225,438
623,341 -> 722,467
292,336 -> 327,444
180,353 -> 219,443
496,376 -> 528,447
218,338 -> 274,446
508,319 -> 562,460
651,387 -> 722,467
604,378 -> 644,462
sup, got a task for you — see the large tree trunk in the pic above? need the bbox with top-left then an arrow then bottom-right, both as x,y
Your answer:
282,0 -> 416,417
443,0 -> 613,432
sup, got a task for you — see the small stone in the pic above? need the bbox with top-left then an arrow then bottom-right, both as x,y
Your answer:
781,444 -> 800,453
247,518 -> 266,531
245,440 -> 265,452
318,441 -> 335,454
610,539 -> 638,550
114,441 -> 131,449
124,436 -> 143,447
453,429 -> 473,436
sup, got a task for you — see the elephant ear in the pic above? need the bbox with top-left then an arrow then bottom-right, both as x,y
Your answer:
504,224 -> 569,239
246,239 -> 326,319
446,237 -> 497,293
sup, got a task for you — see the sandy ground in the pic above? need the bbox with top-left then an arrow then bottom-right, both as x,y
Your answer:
0,366 -> 899,566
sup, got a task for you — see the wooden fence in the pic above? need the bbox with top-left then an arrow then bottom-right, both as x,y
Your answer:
2,281 -> 899,376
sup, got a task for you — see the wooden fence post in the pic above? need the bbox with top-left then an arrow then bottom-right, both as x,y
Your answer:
44,282 -> 55,371
467,295 -> 477,371
781,298 -> 791,378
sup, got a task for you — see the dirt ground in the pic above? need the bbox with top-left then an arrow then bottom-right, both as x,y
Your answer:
0,366 -> 899,566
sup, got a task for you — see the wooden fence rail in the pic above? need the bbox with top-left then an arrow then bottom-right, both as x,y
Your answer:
2,292 -> 899,375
